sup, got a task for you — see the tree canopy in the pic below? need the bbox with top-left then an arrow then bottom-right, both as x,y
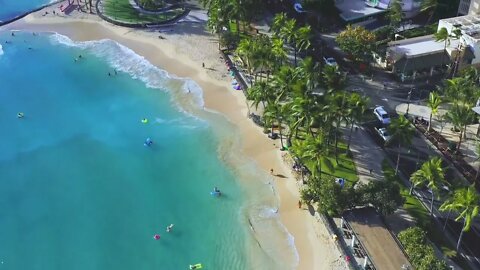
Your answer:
336,25 -> 376,62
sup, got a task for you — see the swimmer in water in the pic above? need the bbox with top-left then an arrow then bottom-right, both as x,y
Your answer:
166,224 -> 174,232
17,112 -> 24,119
153,234 -> 160,240
144,138 -> 153,147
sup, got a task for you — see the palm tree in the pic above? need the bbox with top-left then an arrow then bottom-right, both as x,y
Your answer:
435,27 -> 462,72
421,0 -> 438,24
445,102 -> 476,153
295,25 -> 312,66
442,77 -> 463,102
289,83 -> 318,137
322,65 -> 346,93
251,35 -> 272,83
247,81 -> 272,110
264,100 -> 286,148
272,66 -> 298,102
280,18 -> 297,62
271,38 -> 287,71
388,115 -> 415,175
296,57 -> 321,92
330,92 -> 348,163
236,37 -> 255,81
426,91 -> 442,132
388,0 -> 403,30
439,185 -> 479,251
410,157 -> 447,215
346,93 -> 369,150
271,12 -> 287,37
292,133 -> 334,178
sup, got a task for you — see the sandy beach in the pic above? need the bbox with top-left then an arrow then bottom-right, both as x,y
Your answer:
1,3 -> 347,269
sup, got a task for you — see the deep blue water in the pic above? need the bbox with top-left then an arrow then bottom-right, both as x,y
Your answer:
0,0 -> 51,23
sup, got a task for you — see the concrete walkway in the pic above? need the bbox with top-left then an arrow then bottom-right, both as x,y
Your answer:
344,126 -> 385,184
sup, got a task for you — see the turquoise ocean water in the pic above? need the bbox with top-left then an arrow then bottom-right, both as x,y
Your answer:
0,31 -> 298,269
0,0 -> 51,22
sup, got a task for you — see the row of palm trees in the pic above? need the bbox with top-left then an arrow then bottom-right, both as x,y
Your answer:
234,13 -> 312,85
407,68 -> 480,252
235,15 -> 373,213
409,156 -> 479,252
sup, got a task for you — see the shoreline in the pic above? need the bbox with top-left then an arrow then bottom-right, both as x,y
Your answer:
1,5 -> 346,269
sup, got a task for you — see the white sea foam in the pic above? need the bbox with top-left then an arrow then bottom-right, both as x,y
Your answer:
49,33 -> 205,108
0,44 -> 3,56
249,205 -> 300,268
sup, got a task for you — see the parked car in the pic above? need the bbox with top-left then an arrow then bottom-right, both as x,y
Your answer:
323,57 -> 337,66
373,106 -> 391,125
375,127 -> 391,142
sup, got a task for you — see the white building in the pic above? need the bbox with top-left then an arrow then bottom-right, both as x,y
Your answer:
386,15 -> 479,80
335,0 -> 421,22
438,15 -> 480,65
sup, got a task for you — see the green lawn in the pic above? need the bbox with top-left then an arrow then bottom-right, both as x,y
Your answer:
304,141 -> 358,185
382,160 -> 473,269
102,0 -> 184,24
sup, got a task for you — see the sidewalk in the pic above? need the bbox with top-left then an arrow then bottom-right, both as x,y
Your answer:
343,126 -> 385,184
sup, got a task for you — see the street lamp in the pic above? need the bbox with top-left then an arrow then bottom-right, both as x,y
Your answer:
405,87 -> 414,117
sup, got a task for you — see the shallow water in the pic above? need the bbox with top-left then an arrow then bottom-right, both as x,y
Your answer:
0,31 -> 298,269
0,0 -> 51,23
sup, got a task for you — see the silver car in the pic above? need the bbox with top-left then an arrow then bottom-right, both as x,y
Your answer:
373,106 -> 391,125
375,127 -> 391,142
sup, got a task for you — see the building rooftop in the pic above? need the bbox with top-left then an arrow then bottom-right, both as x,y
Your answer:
335,0 -> 386,22
389,35 -> 460,58
440,15 -> 480,40
344,208 -> 412,270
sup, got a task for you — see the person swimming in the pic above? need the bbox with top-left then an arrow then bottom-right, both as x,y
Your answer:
17,112 -> 24,118
153,234 -> 160,240
166,224 -> 174,232
212,187 -> 221,196
144,138 -> 153,147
